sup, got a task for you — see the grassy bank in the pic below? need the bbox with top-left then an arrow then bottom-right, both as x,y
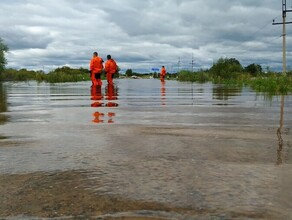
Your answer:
0,64 -> 292,95
248,75 -> 292,94
0,67 -> 116,83
1,67 -> 92,83
178,70 -> 292,95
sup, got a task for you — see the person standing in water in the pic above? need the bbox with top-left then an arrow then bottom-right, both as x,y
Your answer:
90,52 -> 104,86
105,55 -> 118,85
160,65 -> 166,82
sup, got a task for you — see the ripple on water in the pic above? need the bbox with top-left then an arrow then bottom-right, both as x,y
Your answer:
0,80 -> 291,219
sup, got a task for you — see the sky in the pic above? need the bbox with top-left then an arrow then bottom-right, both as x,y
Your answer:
1,0 -> 292,73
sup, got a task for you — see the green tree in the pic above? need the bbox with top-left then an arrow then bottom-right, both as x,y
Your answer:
0,38 -> 9,77
125,69 -> 133,77
209,57 -> 243,80
245,63 -> 262,76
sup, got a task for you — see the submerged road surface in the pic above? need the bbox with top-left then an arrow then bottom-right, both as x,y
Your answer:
0,79 -> 291,219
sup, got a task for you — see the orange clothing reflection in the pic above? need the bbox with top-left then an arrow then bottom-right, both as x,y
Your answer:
92,111 -> 104,123
161,81 -> 166,106
90,85 -> 103,107
107,112 -> 116,123
90,84 -> 118,123
105,83 -> 119,107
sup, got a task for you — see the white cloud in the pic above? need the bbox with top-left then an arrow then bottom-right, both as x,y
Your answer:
0,0 -> 291,72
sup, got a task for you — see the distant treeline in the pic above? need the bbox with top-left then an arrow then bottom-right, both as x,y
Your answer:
124,68 -> 178,79
177,57 -> 292,94
0,57 -> 291,94
1,66 -> 91,83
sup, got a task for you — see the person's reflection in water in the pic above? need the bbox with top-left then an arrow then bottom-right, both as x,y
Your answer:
107,112 -> 116,123
105,83 -> 118,123
90,85 -> 103,107
105,83 -> 118,107
92,111 -> 104,123
161,81 -> 166,106
91,84 -> 118,123
91,85 -> 104,123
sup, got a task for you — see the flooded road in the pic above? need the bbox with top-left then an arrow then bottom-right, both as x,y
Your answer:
0,79 -> 291,219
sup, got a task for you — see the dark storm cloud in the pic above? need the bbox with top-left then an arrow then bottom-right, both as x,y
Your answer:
2,28 -> 53,50
0,0 -> 290,72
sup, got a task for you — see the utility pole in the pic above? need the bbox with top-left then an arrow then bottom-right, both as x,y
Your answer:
190,53 -> 195,72
273,1 -> 289,165
178,57 -> 181,73
273,0 -> 292,75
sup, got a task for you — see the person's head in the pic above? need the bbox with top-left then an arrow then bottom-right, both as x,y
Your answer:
107,55 -> 111,60
93,52 -> 98,57
162,65 -> 165,68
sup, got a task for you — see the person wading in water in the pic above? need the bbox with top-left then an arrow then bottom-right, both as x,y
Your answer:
105,54 -> 118,85
90,52 -> 104,86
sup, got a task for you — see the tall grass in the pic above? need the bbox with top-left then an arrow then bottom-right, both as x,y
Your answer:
248,76 -> 292,95
44,71 -> 90,83
0,68 -> 38,81
178,70 -> 292,95
1,67 -> 93,83
43,67 -> 91,83
178,70 -> 211,83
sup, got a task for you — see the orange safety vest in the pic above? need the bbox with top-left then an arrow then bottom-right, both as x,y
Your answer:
105,59 -> 117,74
90,56 -> 104,74
161,67 -> 166,76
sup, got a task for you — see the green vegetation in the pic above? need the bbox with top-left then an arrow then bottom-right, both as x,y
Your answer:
1,66 -> 122,83
0,38 -> 8,76
177,57 -> 292,95
42,66 -> 90,83
249,75 -> 292,94
125,68 -> 177,79
0,53 -> 291,95
1,68 -> 42,81
1,67 -> 92,83
178,70 -> 210,83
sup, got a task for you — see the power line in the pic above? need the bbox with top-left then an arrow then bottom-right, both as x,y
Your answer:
272,0 -> 292,74
248,16 -> 280,39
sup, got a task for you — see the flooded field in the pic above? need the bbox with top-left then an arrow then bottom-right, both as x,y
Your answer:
0,79 -> 291,219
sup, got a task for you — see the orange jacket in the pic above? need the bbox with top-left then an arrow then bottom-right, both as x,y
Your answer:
161,67 -> 166,76
105,59 -> 118,74
90,56 -> 104,74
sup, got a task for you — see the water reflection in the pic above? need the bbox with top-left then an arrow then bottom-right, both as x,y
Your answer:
212,86 -> 242,101
276,95 -> 290,165
105,83 -> 119,107
160,81 -> 166,106
91,84 -> 118,123
0,83 -> 8,124
90,85 -> 103,107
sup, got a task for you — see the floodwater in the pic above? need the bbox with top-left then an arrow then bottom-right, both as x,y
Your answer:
0,79 -> 291,219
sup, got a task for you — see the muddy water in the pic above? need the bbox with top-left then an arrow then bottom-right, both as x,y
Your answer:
0,79 -> 291,219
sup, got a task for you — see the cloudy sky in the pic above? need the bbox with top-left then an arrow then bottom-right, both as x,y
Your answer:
1,0 -> 292,73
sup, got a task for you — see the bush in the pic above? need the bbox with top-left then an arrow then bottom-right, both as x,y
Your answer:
178,70 -> 211,83
1,68 -> 38,81
1,67 -> 91,83
209,57 -> 243,80
248,75 -> 292,95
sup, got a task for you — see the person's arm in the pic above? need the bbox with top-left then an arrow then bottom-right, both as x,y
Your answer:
105,61 -> 109,73
90,59 -> 92,70
89,59 -> 93,76
113,60 -> 118,73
